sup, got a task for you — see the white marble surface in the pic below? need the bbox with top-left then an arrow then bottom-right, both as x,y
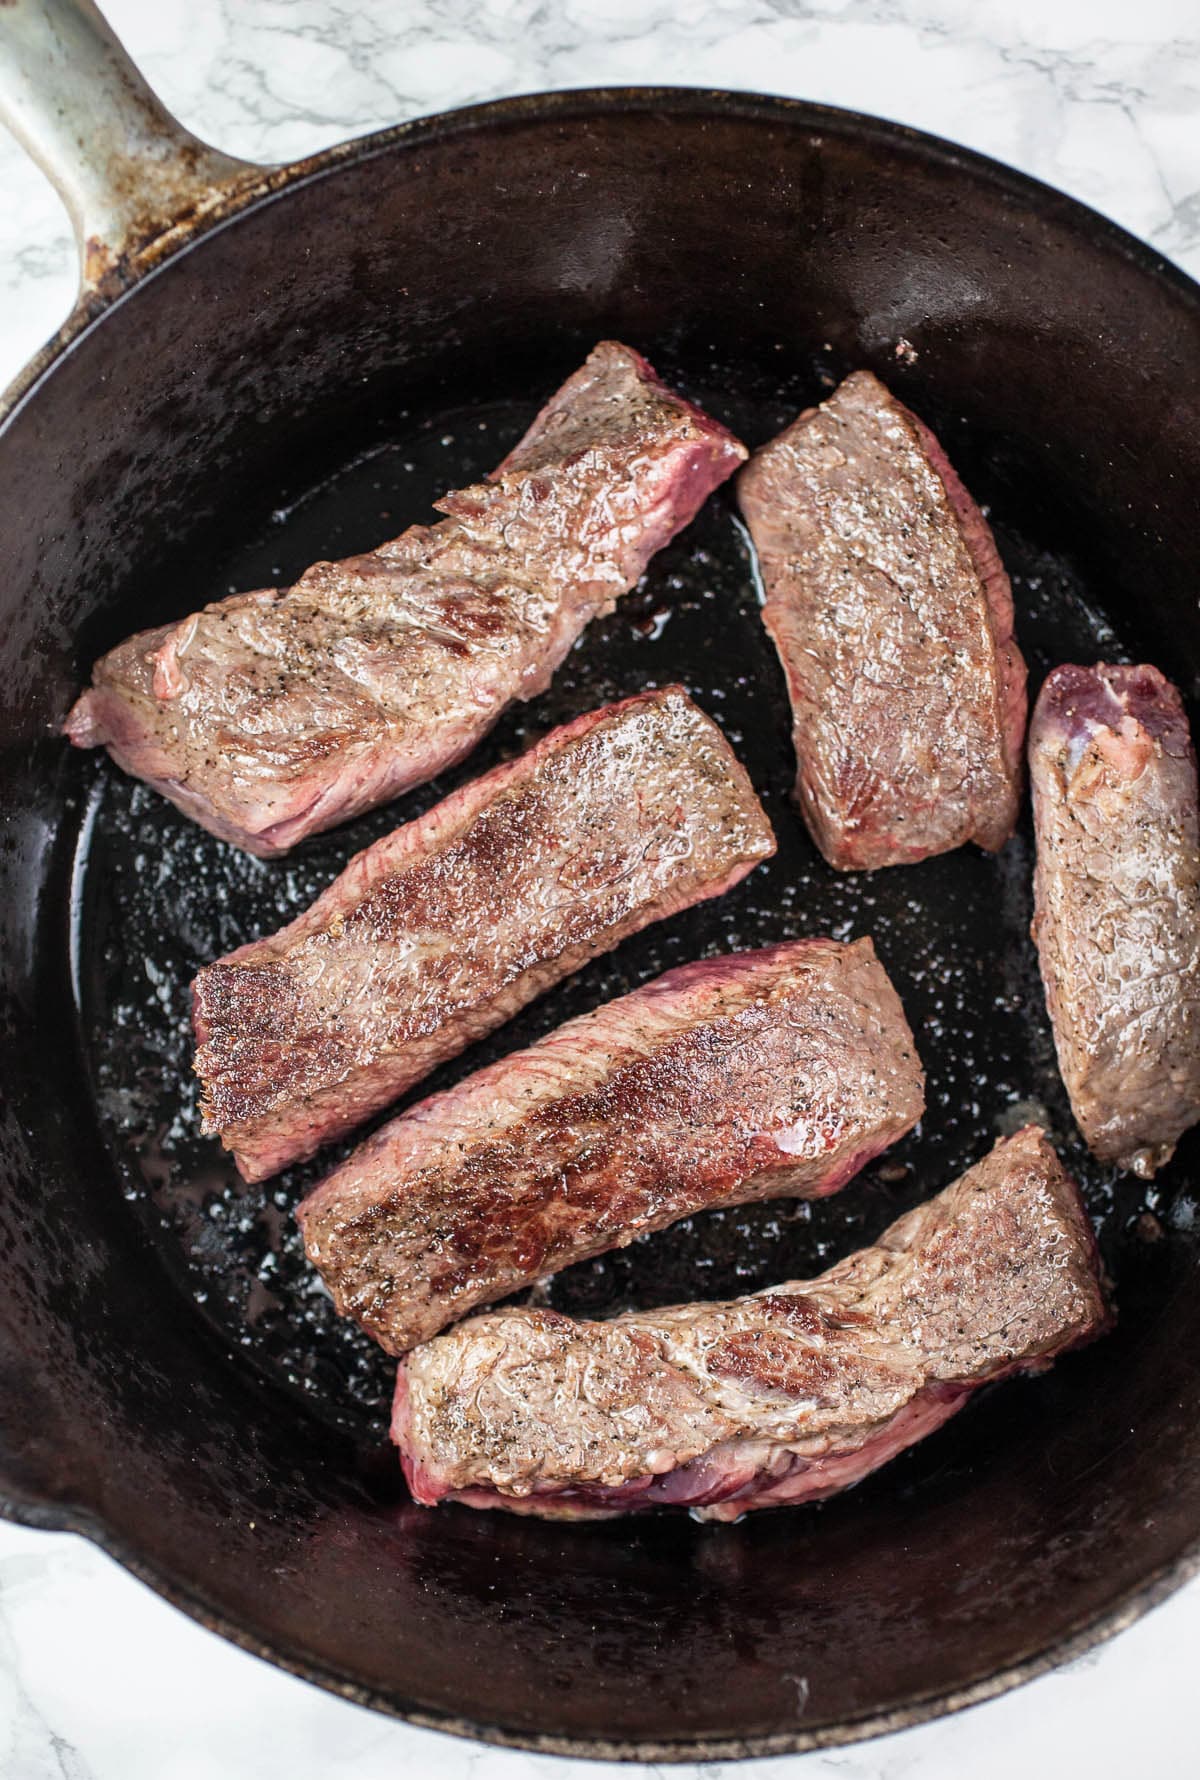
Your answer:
2,1 -> 1199,1775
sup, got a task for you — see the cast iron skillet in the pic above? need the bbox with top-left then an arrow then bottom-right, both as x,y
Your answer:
2,0 -> 1200,1761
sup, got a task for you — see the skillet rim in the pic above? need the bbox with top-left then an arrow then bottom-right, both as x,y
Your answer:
3,82 -> 1199,1761
4,82 -> 1198,425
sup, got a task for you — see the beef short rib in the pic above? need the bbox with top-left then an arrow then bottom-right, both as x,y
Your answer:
65,343 -> 746,856
298,937 -> 924,1353
738,370 -> 1026,870
395,1127 -> 1109,1519
1030,662 -> 1200,1176
193,687 -> 774,1181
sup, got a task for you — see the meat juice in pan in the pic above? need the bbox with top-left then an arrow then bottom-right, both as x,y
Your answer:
69,360 -> 1191,1487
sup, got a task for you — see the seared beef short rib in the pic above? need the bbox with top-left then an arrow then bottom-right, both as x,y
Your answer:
66,343 -> 746,855
1030,662 -> 1200,1176
298,937 -> 924,1353
193,687 -> 774,1181
394,1128 -> 1109,1519
738,370 -> 1026,870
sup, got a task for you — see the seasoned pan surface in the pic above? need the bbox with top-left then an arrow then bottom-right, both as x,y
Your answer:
3,91 -> 1200,1758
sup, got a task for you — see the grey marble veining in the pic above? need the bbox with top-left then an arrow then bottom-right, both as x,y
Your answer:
1,2 -> 1199,1777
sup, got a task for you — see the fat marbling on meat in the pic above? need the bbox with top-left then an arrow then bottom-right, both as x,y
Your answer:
394,1127 -> 1109,1519
1030,662 -> 1200,1176
298,937 -> 924,1353
738,370 -> 1026,870
65,343 -> 747,855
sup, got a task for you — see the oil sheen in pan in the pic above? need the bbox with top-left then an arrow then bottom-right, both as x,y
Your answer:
69,374 -> 1190,1457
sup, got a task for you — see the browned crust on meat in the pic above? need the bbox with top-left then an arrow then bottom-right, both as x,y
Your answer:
394,1127 -> 1110,1516
737,370 -> 1027,871
64,342 -> 747,856
1029,662 -> 1200,1175
297,936 -> 923,1351
193,687 -> 775,1178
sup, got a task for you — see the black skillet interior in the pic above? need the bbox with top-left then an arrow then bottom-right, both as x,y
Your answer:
3,93 -> 1200,1757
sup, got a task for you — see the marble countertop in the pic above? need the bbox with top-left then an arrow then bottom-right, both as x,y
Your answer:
2,2 -> 1198,1776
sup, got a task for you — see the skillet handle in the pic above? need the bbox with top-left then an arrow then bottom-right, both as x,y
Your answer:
0,0 -> 265,297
